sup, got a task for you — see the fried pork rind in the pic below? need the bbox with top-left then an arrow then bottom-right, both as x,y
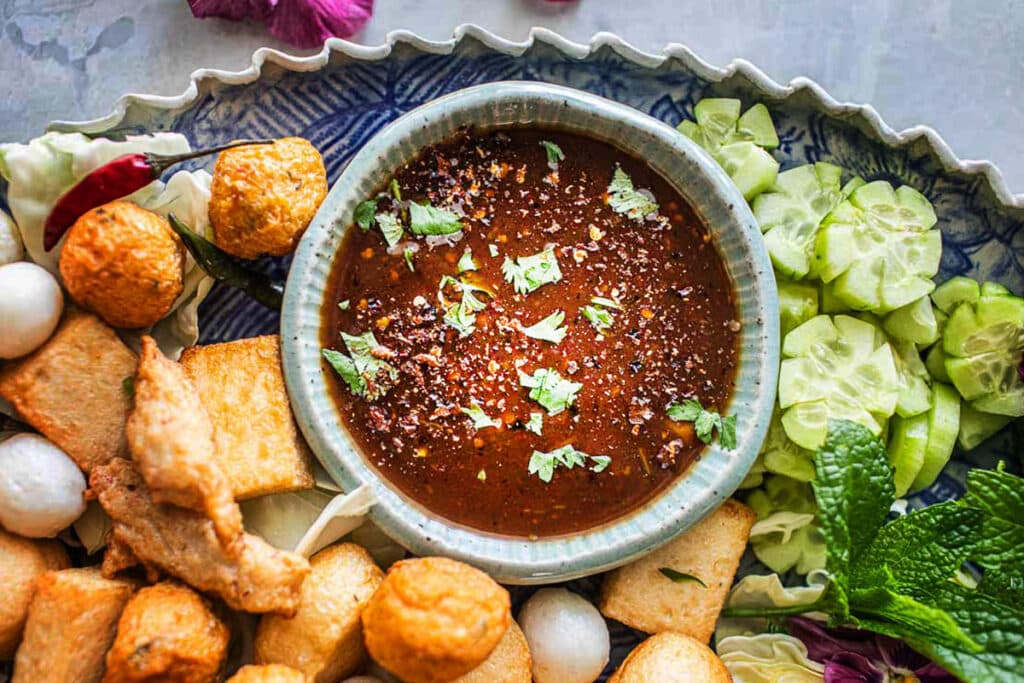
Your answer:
255,543 -> 383,682
12,567 -> 137,683
128,336 -> 241,545
362,557 -> 511,683
0,528 -> 69,659
226,664 -> 306,683
90,459 -> 310,616
607,632 -> 731,683
0,308 -> 136,472
180,335 -> 314,499
599,498 -> 755,642
103,582 -> 229,683
452,620 -> 532,683
209,137 -> 328,259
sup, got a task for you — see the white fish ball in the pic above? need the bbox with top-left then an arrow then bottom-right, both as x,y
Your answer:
0,434 -> 86,537
0,262 -> 63,359
518,588 -> 610,683
0,210 -> 22,265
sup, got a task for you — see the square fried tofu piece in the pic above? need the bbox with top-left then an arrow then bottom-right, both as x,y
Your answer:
0,309 -> 136,472
599,498 -> 755,642
12,568 -> 137,683
180,335 -> 314,499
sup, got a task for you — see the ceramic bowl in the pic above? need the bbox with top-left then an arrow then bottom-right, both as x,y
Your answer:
281,81 -> 779,583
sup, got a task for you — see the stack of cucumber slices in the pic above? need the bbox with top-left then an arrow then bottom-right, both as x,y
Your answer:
680,98 -> 1024,575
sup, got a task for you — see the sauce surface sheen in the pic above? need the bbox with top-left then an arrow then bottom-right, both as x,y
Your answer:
322,127 -> 739,537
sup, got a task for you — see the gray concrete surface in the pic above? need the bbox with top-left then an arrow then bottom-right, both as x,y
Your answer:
1,1 -> 1022,191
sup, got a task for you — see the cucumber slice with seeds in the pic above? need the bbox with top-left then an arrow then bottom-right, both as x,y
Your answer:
958,402 -> 1012,450
932,276 -> 980,314
691,98 -> 742,148
819,280 -> 850,314
910,383 -> 960,493
926,344 -> 951,383
760,410 -> 816,482
778,278 -> 820,337
815,181 -> 941,313
888,413 -> 930,497
883,296 -> 939,346
753,163 -> 844,278
892,339 -> 932,418
737,103 -> 780,149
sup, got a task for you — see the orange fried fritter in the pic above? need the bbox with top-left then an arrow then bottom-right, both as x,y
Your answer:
0,529 -> 69,659
226,665 -> 306,683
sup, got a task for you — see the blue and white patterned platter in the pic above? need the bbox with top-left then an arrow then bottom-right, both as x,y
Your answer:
44,26 -> 1023,678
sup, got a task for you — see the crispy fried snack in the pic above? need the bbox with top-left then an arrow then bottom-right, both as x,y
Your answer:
12,568 -> 137,683
599,498 -> 755,642
0,528 -> 69,659
362,557 -> 511,683
606,632 -> 731,683
227,664 -> 306,682
60,200 -> 184,329
103,582 -> 229,683
255,543 -> 384,682
452,620 -> 532,683
127,336 -> 241,546
209,137 -> 327,259
91,459 -> 310,616
180,336 -> 314,499
0,308 -> 136,472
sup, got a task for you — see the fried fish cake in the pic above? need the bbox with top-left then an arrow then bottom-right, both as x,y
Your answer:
362,557 -> 511,683
452,620 -> 531,683
103,582 -> 229,683
209,138 -> 327,258
226,665 -> 305,683
607,632 -> 730,683
0,529 -> 69,659
255,543 -> 384,682
59,201 -> 184,329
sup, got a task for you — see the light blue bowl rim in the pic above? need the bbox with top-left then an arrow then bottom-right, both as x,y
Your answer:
282,81 -> 779,584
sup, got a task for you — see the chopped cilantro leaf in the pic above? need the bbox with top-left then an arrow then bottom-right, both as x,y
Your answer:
389,178 -> 402,201
502,248 -> 562,295
607,167 -> 659,220
658,567 -> 707,587
540,140 -> 565,165
519,367 -> 582,415
590,455 -> 612,473
525,412 -> 544,435
488,244 -> 499,258
438,275 -> 493,337
121,376 -> 135,398
666,399 -> 736,449
409,201 -> 463,235
461,402 -> 502,430
477,469 -> 486,482
581,304 -> 614,332
376,212 -> 403,247
322,331 -> 398,401
528,445 -> 610,483
338,300 -> 350,310
403,248 -> 415,272
591,296 -> 622,310
354,199 -> 377,231
457,249 -> 478,273
521,310 -> 567,344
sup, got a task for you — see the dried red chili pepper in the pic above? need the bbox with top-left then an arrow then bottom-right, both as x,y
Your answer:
43,138 -> 273,251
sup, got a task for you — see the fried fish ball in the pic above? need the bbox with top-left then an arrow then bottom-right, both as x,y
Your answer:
518,588 -> 608,683
607,632 -> 730,683
59,201 -> 184,329
0,528 -> 69,659
103,582 -> 229,683
227,665 -> 306,683
362,557 -> 511,683
209,137 -> 327,258
452,620 -> 531,683
255,543 -> 384,682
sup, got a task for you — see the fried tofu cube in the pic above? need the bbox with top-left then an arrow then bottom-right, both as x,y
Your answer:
180,335 -> 314,499
453,621 -> 532,683
12,568 -> 137,683
0,529 -> 69,659
599,498 -> 755,642
227,665 -> 306,683
0,309 -> 136,472
607,632 -> 731,683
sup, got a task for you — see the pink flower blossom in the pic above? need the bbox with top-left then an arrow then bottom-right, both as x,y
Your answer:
188,0 -> 373,48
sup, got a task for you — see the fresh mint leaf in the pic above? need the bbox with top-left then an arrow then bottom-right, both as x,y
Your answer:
525,412 -> 544,436
528,445 -> 609,483
581,304 -> 614,332
521,310 -> 567,344
376,212 -> 403,247
502,249 -> 562,295
666,399 -> 736,449
961,467 -> 1024,571
540,140 -> 565,164
457,248 -> 478,273
354,199 -> 377,231
659,567 -> 707,588
409,201 -> 463,235
519,368 -> 582,415
461,402 -> 502,430
607,167 -> 658,220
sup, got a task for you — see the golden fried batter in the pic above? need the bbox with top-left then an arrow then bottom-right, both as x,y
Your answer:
226,665 -> 306,683
255,543 -> 384,681
0,528 -> 69,658
209,137 -> 327,258
59,201 -> 184,329
362,557 -> 511,683
607,632 -> 731,683
127,336 -> 241,546
103,582 -> 229,683
90,459 -> 310,616
452,620 -> 532,683
12,568 -> 137,683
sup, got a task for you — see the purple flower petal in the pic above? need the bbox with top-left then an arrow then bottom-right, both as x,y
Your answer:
267,0 -> 374,49
825,654 -> 884,683
789,617 -> 884,662
188,0 -> 277,21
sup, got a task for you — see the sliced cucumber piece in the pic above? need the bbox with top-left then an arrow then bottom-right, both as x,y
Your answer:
982,281 -> 1012,298
692,98 -> 742,148
925,344 -> 951,383
910,383 -> 960,493
819,280 -> 850,314
778,314 -> 899,449
814,181 -> 941,313
958,402 -> 1012,450
841,176 -> 866,198
931,276 -> 980,314
942,288 -> 1024,416
891,339 -> 932,418
737,103 -> 780,149
888,413 -> 930,497
716,142 -> 779,201
753,163 -> 844,278
760,410 -> 816,482
883,296 -> 939,346
778,278 -> 820,337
